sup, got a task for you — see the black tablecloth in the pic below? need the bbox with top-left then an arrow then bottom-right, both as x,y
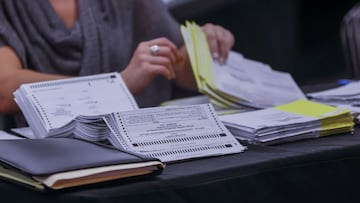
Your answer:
2,128 -> 360,203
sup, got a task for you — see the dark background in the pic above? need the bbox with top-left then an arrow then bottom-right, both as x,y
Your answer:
169,0 -> 359,86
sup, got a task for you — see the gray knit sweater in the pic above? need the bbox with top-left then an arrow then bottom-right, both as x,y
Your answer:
0,0 -> 183,108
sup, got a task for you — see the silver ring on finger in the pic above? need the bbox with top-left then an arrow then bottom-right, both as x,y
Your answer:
150,45 -> 160,56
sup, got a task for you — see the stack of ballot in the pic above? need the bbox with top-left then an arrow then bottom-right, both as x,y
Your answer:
12,72 -> 246,163
219,100 -> 354,145
180,22 -> 306,109
13,73 -> 138,141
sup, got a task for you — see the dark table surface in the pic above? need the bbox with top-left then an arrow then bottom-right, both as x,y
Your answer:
1,128 -> 360,203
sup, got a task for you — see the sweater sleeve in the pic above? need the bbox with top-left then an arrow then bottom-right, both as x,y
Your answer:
0,1 -> 27,67
132,0 -> 183,48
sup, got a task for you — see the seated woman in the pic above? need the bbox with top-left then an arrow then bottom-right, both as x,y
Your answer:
0,0 -> 235,128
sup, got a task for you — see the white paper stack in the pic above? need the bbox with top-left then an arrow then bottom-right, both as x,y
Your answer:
13,73 -> 138,141
220,100 -> 354,145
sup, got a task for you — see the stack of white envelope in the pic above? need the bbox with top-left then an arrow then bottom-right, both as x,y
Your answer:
180,21 -> 306,109
219,100 -> 354,145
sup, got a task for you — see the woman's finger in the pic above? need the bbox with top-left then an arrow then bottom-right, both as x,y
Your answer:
138,45 -> 176,79
146,62 -> 174,80
217,28 -> 235,64
148,45 -> 177,67
202,24 -> 235,64
202,24 -> 220,60
146,37 -> 179,58
147,54 -> 176,79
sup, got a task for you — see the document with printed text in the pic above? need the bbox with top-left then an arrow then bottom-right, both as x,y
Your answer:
104,103 -> 245,162
13,73 -> 138,140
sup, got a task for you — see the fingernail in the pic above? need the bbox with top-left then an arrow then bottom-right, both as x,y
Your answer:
212,52 -> 219,60
219,58 -> 225,65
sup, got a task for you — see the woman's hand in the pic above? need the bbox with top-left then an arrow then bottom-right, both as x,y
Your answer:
202,23 -> 235,65
121,37 -> 180,95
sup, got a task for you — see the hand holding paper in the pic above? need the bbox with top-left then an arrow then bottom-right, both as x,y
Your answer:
180,22 -> 306,109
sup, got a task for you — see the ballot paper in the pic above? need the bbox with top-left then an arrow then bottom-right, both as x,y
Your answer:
13,72 -> 138,141
220,100 -> 354,145
104,103 -> 245,162
181,21 -> 306,109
